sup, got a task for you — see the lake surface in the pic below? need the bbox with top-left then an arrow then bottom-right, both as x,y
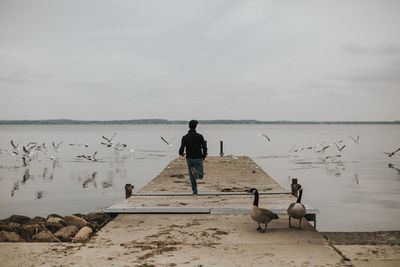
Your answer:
0,124 -> 399,231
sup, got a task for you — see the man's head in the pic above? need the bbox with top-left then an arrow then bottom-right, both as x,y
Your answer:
189,120 -> 198,130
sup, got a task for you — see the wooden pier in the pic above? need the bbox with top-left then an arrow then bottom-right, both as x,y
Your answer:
105,156 -> 318,227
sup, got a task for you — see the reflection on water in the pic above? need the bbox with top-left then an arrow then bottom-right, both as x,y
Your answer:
35,191 -> 44,200
81,172 -> 98,189
0,124 -> 399,231
353,173 -> 359,186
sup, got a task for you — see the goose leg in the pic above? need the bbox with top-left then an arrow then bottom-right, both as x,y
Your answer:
262,224 -> 267,233
256,222 -> 262,231
298,218 -> 302,229
289,216 -> 292,228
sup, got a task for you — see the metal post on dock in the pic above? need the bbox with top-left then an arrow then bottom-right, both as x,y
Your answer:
125,184 -> 134,199
291,178 -> 300,197
220,141 -> 224,157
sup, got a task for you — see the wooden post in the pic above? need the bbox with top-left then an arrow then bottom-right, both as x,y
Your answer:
125,184 -> 134,199
220,141 -> 224,157
291,178 -> 299,197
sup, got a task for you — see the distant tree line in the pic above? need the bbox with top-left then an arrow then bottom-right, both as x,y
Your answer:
0,119 -> 399,125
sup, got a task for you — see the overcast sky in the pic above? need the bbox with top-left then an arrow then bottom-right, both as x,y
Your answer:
1,0 -> 399,121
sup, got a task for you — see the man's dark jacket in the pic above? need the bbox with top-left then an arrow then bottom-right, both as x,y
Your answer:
179,129 -> 207,159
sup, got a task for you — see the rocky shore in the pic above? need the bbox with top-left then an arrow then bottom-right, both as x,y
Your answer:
0,213 -> 113,243
322,231 -> 400,245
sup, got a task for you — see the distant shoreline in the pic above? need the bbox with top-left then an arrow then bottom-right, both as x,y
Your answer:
0,119 -> 399,125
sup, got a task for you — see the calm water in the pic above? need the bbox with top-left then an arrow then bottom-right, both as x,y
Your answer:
0,124 -> 399,231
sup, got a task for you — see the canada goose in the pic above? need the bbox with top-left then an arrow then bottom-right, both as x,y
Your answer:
287,186 -> 306,228
248,188 -> 279,232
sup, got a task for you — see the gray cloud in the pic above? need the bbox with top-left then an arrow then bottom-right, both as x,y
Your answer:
0,0 -> 399,121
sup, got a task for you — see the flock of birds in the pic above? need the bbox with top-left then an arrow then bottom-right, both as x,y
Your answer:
256,133 -> 362,161
256,133 -> 400,160
0,133 -> 176,199
0,133 -> 176,167
255,132 -> 400,181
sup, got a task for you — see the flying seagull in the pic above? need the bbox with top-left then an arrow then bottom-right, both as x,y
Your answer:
10,140 -> 19,150
69,143 -> 89,148
349,135 -> 360,144
256,133 -> 270,142
112,143 -> 128,151
10,140 -> 20,155
383,147 -> 400,157
160,136 -> 174,147
52,141 -> 63,151
315,144 -> 330,153
388,163 -> 400,174
102,132 -> 116,146
77,151 -> 98,162
334,143 -> 346,152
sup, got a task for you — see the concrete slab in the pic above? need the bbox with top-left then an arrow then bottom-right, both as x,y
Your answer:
0,214 -> 345,267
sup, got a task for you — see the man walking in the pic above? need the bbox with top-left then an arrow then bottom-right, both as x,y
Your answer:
179,120 -> 207,195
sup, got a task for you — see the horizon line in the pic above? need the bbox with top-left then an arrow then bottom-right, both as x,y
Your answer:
0,119 -> 399,125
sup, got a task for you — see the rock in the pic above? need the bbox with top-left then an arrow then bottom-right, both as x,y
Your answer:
20,224 -> 43,240
85,222 -> 96,231
72,226 -> 93,243
32,230 -> 60,242
8,222 -> 21,230
28,216 -> 46,224
72,213 -> 84,218
0,230 -> 24,242
54,225 -> 79,242
47,216 -> 65,225
8,215 -> 31,224
65,215 -> 87,229
83,213 -> 110,226
0,224 -> 12,232
47,214 -> 64,220
45,222 -> 65,233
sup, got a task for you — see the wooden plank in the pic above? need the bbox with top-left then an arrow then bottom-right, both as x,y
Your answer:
140,156 -> 286,193
104,206 -> 318,215
104,207 -> 210,214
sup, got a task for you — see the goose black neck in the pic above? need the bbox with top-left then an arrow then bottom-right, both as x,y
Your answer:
297,189 -> 303,203
253,190 -> 259,206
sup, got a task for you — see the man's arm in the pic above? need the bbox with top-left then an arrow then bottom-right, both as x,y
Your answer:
202,138 -> 208,160
178,137 -> 185,156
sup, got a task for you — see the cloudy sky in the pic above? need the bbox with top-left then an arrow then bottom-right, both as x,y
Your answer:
1,0 -> 399,121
